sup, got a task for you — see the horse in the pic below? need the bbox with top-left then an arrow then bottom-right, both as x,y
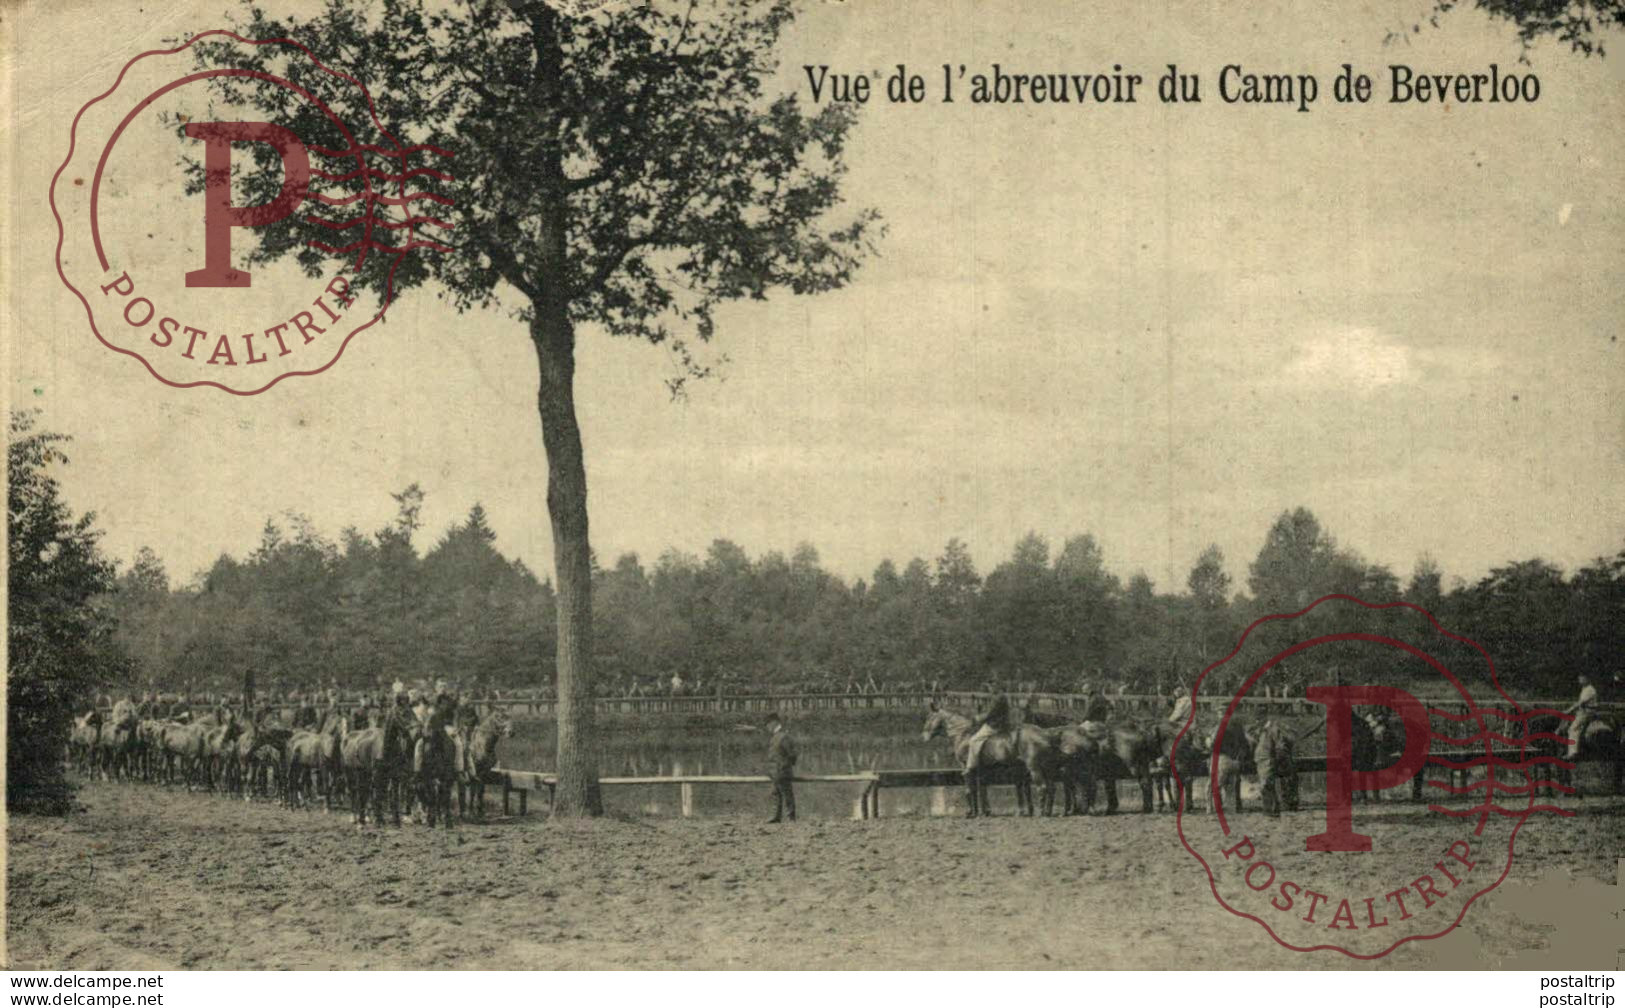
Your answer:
1049,717 -> 1161,815
199,709 -> 243,791
283,715 -> 345,810
96,706 -> 142,782
136,719 -> 168,781
227,717 -> 290,801
920,703 -> 1057,817
415,714 -> 459,829
1209,721 -> 1254,816
68,711 -> 103,774
339,708 -> 413,827
159,717 -> 214,789
1528,711 -> 1623,797
458,707 -> 512,821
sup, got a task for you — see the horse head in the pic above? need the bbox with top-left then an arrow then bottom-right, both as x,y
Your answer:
921,704 -> 949,743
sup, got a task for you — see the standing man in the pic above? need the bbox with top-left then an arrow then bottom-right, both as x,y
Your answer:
1250,718 -> 1295,816
765,712 -> 797,823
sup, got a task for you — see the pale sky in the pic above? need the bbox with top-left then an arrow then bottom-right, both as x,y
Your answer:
7,0 -> 1623,593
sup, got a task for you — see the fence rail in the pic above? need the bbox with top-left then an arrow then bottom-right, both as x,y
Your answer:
488,741 -> 1553,819
102,690 -> 1615,721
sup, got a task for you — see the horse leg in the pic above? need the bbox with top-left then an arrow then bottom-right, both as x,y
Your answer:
964,769 -> 979,818
1138,769 -> 1153,813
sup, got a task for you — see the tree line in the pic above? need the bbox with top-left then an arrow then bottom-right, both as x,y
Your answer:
101,486 -> 1623,704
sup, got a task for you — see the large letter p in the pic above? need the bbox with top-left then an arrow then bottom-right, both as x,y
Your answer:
1305,685 -> 1431,853
185,122 -> 310,288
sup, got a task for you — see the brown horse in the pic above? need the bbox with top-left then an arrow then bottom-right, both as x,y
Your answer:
415,715 -> 459,829
920,703 -> 1057,817
1052,719 -> 1160,815
458,708 -> 512,821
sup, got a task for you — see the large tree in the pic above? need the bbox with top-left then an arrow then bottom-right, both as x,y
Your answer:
201,0 -> 879,813
8,412 -> 125,813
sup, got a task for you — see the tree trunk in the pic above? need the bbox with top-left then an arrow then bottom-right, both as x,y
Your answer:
528,3 -> 600,817
532,311 -> 601,817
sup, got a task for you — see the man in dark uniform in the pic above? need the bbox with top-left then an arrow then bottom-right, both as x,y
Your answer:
290,690 -> 318,731
966,692 -> 1013,773
766,712 -> 797,823
1080,681 -> 1114,724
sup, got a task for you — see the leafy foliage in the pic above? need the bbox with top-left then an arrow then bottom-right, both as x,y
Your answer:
1419,0 -> 1625,56
186,0 -> 880,388
7,412 -> 125,813
102,499 -> 1623,703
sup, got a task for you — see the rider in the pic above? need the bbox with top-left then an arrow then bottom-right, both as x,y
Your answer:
1080,681 -> 1113,724
1565,673 -> 1600,759
965,692 -> 1014,774
1166,684 -> 1194,727
289,690 -> 318,730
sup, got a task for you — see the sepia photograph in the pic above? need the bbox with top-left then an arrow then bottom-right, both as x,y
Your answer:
3,0 -> 1623,978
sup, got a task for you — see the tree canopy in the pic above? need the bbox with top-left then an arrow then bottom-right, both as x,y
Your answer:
8,412 -> 125,812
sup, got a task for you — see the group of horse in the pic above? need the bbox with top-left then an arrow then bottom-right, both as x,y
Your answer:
67,702 -> 515,828
919,701 -> 1623,818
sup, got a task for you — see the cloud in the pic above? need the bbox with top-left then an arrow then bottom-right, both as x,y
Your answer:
1279,327 -> 1421,391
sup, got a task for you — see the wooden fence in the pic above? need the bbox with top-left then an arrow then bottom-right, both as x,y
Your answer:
111,690 -> 1606,721
487,741 -> 1553,820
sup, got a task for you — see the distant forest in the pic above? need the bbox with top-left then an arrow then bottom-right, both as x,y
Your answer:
101,484 -> 1623,701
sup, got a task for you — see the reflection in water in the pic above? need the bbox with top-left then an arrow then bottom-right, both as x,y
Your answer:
505,711 -> 954,778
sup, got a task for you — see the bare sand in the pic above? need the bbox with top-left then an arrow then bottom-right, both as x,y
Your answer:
7,781 -> 1621,970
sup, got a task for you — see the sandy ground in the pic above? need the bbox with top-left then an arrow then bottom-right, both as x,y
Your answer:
7,780 -> 1622,970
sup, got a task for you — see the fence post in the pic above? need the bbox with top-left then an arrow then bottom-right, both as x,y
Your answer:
679,782 -> 694,818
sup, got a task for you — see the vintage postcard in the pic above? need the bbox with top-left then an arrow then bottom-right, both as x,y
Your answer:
3,0 -> 1622,974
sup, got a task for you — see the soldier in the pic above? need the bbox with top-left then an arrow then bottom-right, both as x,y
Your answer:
411,686 -> 433,725
1250,718 -> 1295,816
391,680 -> 414,724
1565,673 -> 1600,758
965,693 -> 1013,776
1166,685 -> 1194,728
1080,681 -> 1114,724
765,712 -> 797,823
290,690 -> 318,731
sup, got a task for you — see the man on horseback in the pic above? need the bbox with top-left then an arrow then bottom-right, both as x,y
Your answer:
966,692 -> 1014,773
1566,673 -> 1600,758
290,690 -> 318,731
1166,685 -> 1193,728
1080,681 -> 1114,724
